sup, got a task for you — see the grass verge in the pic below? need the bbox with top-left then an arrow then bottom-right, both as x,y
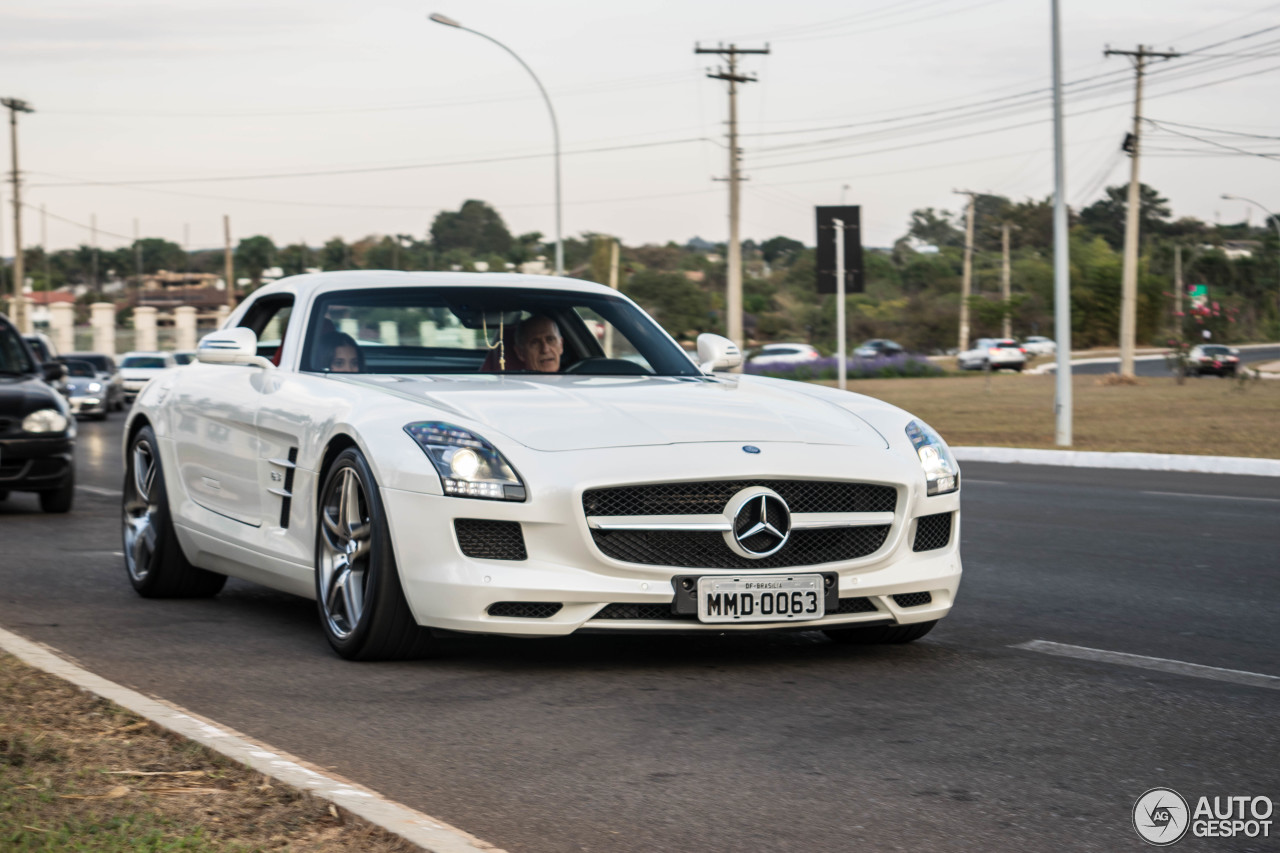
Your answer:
832,373 -> 1280,459
0,652 -> 417,852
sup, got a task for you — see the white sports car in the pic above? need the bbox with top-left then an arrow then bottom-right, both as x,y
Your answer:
122,272 -> 962,660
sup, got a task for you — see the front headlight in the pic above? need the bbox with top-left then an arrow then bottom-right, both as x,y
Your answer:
23,408 -> 69,434
404,421 -> 526,501
87,382 -> 103,392
905,419 -> 959,496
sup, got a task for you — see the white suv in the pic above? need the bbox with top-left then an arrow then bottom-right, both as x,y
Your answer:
118,351 -> 178,402
957,338 -> 1027,372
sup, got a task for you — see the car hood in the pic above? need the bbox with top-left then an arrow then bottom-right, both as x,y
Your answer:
0,374 -> 62,421
341,373 -> 888,452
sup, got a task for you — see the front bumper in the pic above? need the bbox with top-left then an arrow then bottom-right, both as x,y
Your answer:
68,395 -> 107,416
380,443 -> 962,637
0,437 -> 75,493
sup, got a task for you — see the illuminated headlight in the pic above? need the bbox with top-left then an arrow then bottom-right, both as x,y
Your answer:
22,409 -> 69,434
87,382 -> 103,393
905,419 -> 959,496
404,421 -> 526,501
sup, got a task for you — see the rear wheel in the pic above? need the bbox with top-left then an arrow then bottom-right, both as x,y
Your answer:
122,426 -> 226,597
824,620 -> 938,645
315,447 -> 432,661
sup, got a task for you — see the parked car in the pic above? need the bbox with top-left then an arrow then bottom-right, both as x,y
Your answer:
62,359 -> 113,419
746,343 -> 820,366
957,338 -> 1027,371
23,332 -> 68,397
59,352 -> 126,412
118,351 -> 178,402
1021,335 -> 1056,356
854,339 -> 905,359
122,272 -> 961,660
1185,344 -> 1241,377
0,314 -> 76,512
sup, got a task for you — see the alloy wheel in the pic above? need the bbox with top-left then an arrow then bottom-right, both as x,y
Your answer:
318,467 -> 373,639
123,440 -> 159,583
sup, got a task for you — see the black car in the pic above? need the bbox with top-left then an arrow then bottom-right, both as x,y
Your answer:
1,314 -> 76,512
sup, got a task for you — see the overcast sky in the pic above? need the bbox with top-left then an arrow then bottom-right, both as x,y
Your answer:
3,0 -> 1278,255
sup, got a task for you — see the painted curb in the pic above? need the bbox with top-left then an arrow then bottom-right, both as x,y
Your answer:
0,626 -> 503,853
953,446 -> 1280,477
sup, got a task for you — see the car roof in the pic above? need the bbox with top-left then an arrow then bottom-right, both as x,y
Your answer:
244,270 -> 621,304
122,351 -> 174,358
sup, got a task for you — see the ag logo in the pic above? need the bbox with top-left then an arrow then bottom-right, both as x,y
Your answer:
1134,788 -> 1190,846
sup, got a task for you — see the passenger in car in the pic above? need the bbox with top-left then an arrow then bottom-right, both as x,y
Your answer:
319,332 -> 364,373
515,315 -> 563,373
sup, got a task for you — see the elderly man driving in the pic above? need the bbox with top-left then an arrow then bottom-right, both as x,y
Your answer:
515,315 -> 563,373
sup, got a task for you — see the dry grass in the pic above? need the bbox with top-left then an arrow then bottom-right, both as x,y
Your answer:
0,653 -> 418,852
833,373 -> 1280,458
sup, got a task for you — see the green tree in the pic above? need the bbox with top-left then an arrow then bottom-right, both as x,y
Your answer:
235,235 -> 277,286
907,208 -> 963,249
622,270 -> 712,339
278,243 -> 311,276
430,200 -> 513,256
760,236 -> 805,265
321,238 -> 350,270
1079,183 -> 1172,250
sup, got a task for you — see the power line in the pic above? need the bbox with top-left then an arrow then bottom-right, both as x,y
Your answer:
1144,119 -> 1280,160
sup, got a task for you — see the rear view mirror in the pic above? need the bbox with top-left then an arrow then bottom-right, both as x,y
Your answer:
697,333 -> 743,373
41,361 -> 67,384
197,328 -> 274,369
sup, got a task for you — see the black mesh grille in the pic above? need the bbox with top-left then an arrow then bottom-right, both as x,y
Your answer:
591,526 -> 889,569
892,592 -> 933,608
592,603 -> 686,621
837,597 -> 878,614
487,602 -> 562,619
912,512 -> 952,552
583,480 -> 896,517
455,519 -> 527,561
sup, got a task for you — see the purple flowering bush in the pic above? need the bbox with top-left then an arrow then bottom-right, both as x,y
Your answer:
744,353 -> 943,381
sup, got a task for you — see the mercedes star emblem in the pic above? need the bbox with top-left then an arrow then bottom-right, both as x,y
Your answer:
724,488 -> 792,558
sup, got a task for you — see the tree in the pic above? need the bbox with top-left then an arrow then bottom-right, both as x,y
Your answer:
133,238 -> 187,274
278,243 -> 311,276
430,200 -> 512,256
321,238 -> 350,270
1078,183 -> 1172,250
622,270 -> 712,339
235,235 -> 277,286
760,236 -> 805,265
907,208 -> 963,249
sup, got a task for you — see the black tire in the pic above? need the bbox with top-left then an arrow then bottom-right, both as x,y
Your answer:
39,469 -> 75,514
824,619 -> 938,645
122,425 -> 226,598
0,490 -> 9,502
315,447 -> 432,661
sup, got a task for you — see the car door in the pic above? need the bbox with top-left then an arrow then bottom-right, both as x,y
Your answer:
168,294 -> 293,527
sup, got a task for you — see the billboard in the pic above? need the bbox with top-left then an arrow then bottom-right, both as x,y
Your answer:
815,205 -> 864,295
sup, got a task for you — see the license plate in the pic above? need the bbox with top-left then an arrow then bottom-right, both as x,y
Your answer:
697,574 -> 825,624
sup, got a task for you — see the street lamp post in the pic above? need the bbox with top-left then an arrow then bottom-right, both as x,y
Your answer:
1221,194 -> 1280,306
429,12 -> 563,276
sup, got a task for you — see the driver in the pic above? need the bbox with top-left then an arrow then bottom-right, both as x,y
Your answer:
514,315 -> 563,373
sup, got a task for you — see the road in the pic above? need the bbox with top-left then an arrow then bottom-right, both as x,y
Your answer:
3,416 -> 1278,852
1055,344 -> 1280,377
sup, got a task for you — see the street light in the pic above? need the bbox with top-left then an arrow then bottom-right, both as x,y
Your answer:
428,12 -> 563,276
1222,193 -> 1280,306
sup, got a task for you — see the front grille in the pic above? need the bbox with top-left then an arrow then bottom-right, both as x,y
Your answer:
0,418 -> 13,435
583,480 -> 896,517
593,603 -> 684,620
912,512 -> 952,552
487,602 -> 562,619
836,597 -> 878,614
591,525 -> 890,569
455,519 -> 527,561
892,592 -> 933,608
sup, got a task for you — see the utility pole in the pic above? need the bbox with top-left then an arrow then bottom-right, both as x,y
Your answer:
91,214 -> 99,292
1001,222 -> 1012,340
223,215 -> 234,308
134,218 -> 143,296
1105,44 -> 1180,377
3,97 -> 34,332
834,217 -> 847,391
696,42 -> 769,353
1173,244 -> 1183,333
1051,0 -> 1072,445
41,203 -> 49,291
954,190 -> 978,353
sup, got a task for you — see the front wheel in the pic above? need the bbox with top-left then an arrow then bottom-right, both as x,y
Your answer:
315,448 -> 432,661
39,470 -> 75,514
824,620 -> 938,645
122,426 -> 226,597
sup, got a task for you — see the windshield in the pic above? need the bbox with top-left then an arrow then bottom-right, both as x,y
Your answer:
63,360 -> 97,377
1202,345 -> 1231,356
1,324 -> 35,374
121,356 -> 169,369
301,287 -> 701,377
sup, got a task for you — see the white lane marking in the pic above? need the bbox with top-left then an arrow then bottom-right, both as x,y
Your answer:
1142,490 -> 1280,504
0,626 -> 504,853
1014,640 -> 1280,690
960,478 -> 1007,485
77,485 -> 121,497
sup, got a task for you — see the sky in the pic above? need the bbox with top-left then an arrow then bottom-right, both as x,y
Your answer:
2,0 -> 1278,255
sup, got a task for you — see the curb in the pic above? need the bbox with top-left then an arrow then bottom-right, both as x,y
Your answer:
953,446 -> 1280,477
0,626 -> 503,853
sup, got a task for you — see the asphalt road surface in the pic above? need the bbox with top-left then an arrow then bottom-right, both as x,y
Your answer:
3,416 -> 1278,852
1062,344 -> 1280,377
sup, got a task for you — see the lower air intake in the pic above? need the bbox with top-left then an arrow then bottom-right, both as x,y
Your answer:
912,512 -> 952,552
455,519 -> 527,560
892,592 -> 933,608
487,602 -> 562,619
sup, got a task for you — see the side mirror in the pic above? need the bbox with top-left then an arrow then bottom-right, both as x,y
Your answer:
197,327 -> 274,369
697,333 -> 742,373
41,361 -> 67,384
